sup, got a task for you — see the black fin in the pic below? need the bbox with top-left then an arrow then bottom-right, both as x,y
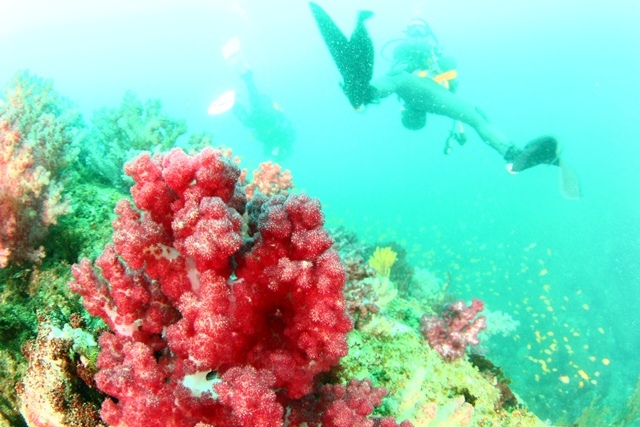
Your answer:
310,2 -> 375,109
511,136 -> 560,172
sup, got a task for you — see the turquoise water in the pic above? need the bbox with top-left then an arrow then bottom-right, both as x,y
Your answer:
1,0 -> 639,424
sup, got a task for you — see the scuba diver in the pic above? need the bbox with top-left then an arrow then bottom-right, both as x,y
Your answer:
309,2 -> 580,198
208,37 -> 295,159
382,18 -> 467,155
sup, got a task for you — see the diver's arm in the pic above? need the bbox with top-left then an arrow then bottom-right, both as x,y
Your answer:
438,55 -> 458,92
448,79 -> 459,94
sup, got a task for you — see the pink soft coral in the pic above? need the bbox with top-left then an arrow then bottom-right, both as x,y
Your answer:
0,71 -> 80,267
287,378 -> 413,427
243,161 -> 293,200
420,298 -> 487,361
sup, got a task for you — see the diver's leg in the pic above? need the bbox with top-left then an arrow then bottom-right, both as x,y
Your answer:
241,70 -> 260,98
372,73 -> 562,173
369,75 -> 427,130
414,78 -> 562,172
233,103 -> 252,127
423,82 -> 513,156
383,74 -> 516,156
370,74 -> 403,100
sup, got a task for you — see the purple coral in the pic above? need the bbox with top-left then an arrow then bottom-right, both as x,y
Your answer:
420,298 -> 487,361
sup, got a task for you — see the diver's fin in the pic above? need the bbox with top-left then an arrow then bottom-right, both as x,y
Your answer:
506,136 -> 560,173
208,90 -> 236,115
309,3 -> 349,73
504,135 -> 581,199
222,37 -> 250,75
309,2 -> 375,109
558,159 -> 581,200
351,10 -> 375,84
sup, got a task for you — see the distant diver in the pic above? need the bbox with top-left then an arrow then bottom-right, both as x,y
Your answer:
309,2 -> 580,199
208,37 -> 295,159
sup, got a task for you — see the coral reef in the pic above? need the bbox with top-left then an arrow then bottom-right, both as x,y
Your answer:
81,91 -> 187,192
287,378 -> 413,427
407,268 -> 448,302
16,314 -> 104,427
0,257 -> 95,425
369,246 -> 397,278
0,70 -> 82,267
0,74 -> 557,427
331,228 -> 381,329
475,308 -> 520,355
68,147 -> 354,426
243,160 -> 293,200
468,354 -> 519,411
364,241 -> 416,298
8,150 -> 552,427
420,298 -> 487,361
339,308 -> 547,427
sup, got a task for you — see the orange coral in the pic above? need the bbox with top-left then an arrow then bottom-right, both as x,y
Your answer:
244,161 -> 293,201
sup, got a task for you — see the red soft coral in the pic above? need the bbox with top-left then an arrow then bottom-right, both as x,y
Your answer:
70,147 -> 353,426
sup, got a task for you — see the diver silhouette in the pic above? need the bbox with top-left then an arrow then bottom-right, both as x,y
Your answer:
208,37 -> 295,159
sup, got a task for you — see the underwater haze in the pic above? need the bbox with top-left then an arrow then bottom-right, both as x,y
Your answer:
1,0 -> 639,425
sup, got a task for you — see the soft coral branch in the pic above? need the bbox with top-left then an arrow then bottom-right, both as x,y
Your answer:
0,71 -> 80,267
